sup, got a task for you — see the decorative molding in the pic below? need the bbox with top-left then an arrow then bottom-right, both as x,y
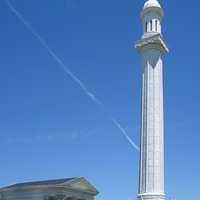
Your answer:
137,193 -> 165,200
135,34 -> 168,53
141,7 -> 164,19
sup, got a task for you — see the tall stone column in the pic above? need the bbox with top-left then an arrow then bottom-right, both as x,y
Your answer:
135,0 -> 168,200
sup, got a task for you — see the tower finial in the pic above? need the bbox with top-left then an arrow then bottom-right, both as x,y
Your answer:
140,0 -> 164,37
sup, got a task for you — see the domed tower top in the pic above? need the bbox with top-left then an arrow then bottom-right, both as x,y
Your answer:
143,0 -> 161,10
141,0 -> 164,38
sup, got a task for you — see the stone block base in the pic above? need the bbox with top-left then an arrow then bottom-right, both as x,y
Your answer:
137,193 -> 165,200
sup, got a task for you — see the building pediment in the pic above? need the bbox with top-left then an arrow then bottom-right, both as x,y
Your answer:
0,177 -> 98,196
60,177 -> 98,195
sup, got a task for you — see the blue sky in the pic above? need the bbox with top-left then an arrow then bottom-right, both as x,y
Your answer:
0,0 -> 199,200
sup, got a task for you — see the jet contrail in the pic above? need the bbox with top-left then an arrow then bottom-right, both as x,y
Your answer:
112,119 -> 140,151
5,0 -> 139,152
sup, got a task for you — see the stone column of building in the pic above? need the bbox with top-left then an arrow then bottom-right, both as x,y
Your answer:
135,0 -> 168,200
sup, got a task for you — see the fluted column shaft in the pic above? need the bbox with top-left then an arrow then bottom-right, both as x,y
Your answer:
138,49 -> 164,200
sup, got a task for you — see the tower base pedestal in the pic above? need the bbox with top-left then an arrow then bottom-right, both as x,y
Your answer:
137,193 -> 165,200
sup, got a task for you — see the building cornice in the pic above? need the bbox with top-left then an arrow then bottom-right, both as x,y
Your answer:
135,34 -> 168,53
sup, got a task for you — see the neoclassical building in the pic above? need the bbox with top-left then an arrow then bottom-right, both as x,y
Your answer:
0,177 -> 98,200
